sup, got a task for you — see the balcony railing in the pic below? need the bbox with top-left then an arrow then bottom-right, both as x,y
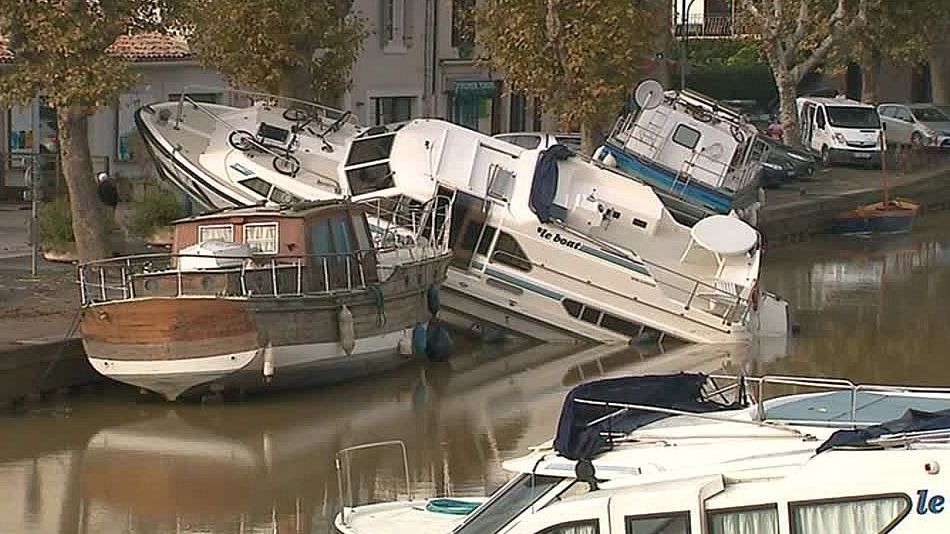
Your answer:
674,13 -> 759,38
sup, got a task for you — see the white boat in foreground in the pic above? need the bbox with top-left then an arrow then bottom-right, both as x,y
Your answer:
136,87 -> 791,345
334,374 -> 950,533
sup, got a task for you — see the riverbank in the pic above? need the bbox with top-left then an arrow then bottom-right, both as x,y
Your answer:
760,159 -> 950,246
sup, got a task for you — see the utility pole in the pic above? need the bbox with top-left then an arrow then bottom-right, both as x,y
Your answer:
28,159 -> 39,277
680,0 -> 698,90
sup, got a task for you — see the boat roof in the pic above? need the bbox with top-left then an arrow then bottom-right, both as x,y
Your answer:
502,373 -> 950,481
171,199 -> 357,225
797,96 -> 874,108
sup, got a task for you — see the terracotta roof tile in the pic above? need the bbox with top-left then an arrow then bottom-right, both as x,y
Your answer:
0,32 -> 193,63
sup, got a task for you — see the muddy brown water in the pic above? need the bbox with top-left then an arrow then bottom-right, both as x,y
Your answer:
4,212 -> 950,533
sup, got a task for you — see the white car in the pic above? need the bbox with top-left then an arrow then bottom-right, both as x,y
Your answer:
492,131 -> 582,152
878,103 -> 950,148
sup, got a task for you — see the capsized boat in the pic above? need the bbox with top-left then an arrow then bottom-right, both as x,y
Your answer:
136,87 -> 791,345
594,80 -> 770,225
334,373 -> 950,534
77,197 -> 452,400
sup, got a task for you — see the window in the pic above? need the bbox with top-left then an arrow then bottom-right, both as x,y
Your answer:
452,0 -> 476,51
554,135 -> 582,152
537,520 -> 599,534
374,96 -> 414,125
626,512 -> 691,534
347,163 -> 395,196
239,178 -> 272,199
198,224 -> 234,243
911,106 -> 949,122
497,134 -> 542,150
708,506 -> 778,534
825,106 -> 880,128
672,125 -> 701,150
347,134 -> 396,165
454,474 -> 563,534
269,187 -> 300,205
490,232 -> 532,271
878,106 -> 894,118
815,109 -> 827,129
790,495 -> 910,534
244,223 -> 279,254
380,0 -> 406,50
510,93 -> 526,132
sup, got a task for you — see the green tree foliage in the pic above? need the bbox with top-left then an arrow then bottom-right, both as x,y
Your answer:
475,0 -> 656,154
0,0 -> 180,261
739,0 -> 869,146
185,0 -> 369,102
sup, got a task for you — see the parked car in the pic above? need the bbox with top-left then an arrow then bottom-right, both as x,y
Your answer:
878,103 -> 950,148
721,99 -> 771,130
493,132 -> 582,152
758,136 -> 818,188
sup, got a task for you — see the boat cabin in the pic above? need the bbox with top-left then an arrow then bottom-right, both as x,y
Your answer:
112,201 -> 381,302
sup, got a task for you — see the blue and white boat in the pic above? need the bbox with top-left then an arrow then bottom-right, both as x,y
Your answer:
595,81 -> 770,225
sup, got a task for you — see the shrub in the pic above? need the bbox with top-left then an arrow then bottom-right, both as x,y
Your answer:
128,187 -> 184,237
39,196 -> 74,251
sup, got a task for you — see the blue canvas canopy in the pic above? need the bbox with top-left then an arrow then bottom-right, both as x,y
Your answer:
529,144 -> 572,223
553,373 -> 745,460
817,408 -> 950,453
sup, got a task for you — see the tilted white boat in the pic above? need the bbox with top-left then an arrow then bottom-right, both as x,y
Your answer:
334,374 -> 950,534
136,87 -> 791,344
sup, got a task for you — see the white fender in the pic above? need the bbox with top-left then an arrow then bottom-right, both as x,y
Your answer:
339,305 -> 355,355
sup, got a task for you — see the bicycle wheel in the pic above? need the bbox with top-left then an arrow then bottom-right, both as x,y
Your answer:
273,154 -> 301,176
283,108 -> 310,123
228,130 -> 255,151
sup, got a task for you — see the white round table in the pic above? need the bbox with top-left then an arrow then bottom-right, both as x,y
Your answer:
680,215 -> 758,274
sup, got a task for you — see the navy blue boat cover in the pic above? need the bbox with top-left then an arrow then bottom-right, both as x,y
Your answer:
553,373 -> 745,460
529,144 -> 572,223
817,408 -> 950,453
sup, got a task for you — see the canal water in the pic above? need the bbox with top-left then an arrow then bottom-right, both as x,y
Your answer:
5,212 -> 950,534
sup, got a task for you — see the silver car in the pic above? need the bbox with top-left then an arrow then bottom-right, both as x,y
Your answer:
878,103 -> 950,148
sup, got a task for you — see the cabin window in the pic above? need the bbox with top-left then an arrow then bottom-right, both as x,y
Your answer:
536,520 -> 600,534
625,512 -> 691,534
351,213 -> 373,251
490,232 -> 532,272
790,494 -> 910,534
198,224 -> 234,243
708,505 -> 778,534
454,474 -> 563,534
239,177 -> 272,198
244,223 -> 279,254
270,187 -> 300,205
672,124 -> 701,150
346,134 -> 395,166
347,162 -> 395,196
330,216 -> 353,254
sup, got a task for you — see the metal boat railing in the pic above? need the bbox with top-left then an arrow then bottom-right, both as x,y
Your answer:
551,223 -> 754,328
172,84 -> 358,131
335,440 -> 413,527
77,250 -> 378,306
707,374 -> 950,428
359,194 -> 454,253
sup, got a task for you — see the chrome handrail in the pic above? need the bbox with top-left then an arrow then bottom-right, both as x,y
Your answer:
335,440 -> 413,527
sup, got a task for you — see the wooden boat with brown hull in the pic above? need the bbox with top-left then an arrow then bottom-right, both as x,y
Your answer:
77,198 -> 453,400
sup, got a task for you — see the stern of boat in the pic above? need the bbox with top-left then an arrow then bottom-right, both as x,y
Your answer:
80,297 -> 261,400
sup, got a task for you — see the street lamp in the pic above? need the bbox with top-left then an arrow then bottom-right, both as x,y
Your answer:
680,0 -> 699,90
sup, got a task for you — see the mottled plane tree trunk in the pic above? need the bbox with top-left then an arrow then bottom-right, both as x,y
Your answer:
739,0 -> 868,147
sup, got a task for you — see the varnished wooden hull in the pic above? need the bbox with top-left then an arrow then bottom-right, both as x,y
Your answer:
827,199 -> 919,236
80,255 -> 452,400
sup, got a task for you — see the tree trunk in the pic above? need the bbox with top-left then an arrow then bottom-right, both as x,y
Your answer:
930,43 -> 950,105
580,120 -> 607,156
860,48 -> 881,104
775,70 -> 800,148
57,106 -> 110,262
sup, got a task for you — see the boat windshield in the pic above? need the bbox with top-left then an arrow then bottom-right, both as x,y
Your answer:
452,474 -> 563,534
825,106 -> 880,129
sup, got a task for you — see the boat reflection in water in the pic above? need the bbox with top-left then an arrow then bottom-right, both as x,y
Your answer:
68,339 -> 785,534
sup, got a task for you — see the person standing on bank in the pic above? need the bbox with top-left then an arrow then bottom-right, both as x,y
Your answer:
96,172 -> 119,225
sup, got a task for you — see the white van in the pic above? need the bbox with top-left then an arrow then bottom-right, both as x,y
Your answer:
796,96 -> 882,166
